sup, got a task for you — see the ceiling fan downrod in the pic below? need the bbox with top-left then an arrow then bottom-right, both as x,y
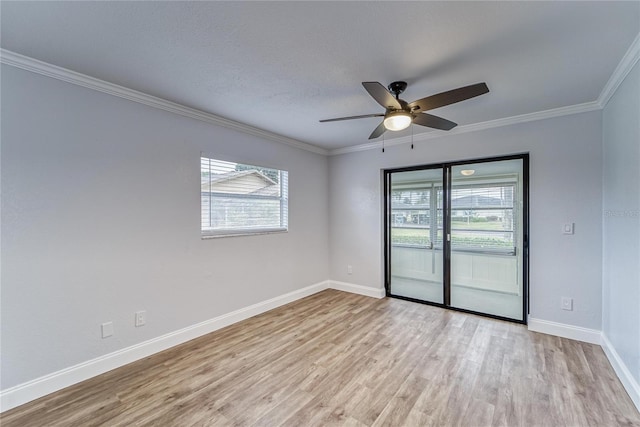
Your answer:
387,81 -> 407,99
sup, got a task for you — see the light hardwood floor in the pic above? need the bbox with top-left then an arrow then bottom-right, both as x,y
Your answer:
2,290 -> 639,426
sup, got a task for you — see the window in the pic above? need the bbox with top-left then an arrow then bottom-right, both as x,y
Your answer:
390,185 -> 443,249
450,183 -> 516,254
391,179 -> 517,255
201,157 -> 288,237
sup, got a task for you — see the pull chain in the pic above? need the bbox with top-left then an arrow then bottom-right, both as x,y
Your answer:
411,124 -> 414,149
382,133 -> 385,153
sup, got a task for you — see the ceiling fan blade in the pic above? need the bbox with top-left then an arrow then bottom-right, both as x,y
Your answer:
369,121 -> 387,139
412,113 -> 457,131
319,113 -> 384,123
362,82 -> 402,110
409,83 -> 489,112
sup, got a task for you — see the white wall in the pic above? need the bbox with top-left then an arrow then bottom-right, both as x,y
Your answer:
602,59 -> 640,387
329,111 -> 603,329
0,65 -> 329,389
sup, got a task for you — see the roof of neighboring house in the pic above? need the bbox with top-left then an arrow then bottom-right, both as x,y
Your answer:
201,169 -> 279,195
248,185 -> 281,197
204,170 -> 276,186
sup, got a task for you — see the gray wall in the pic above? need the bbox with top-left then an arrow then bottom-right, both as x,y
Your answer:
0,65 -> 330,389
602,59 -> 640,385
329,111 -> 603,330
1,59 -> 625,394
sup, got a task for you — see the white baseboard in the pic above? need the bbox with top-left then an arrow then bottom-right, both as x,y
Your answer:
527,317 -> 602,345
328,280 -> 386,299
0,280 -> 330,413
13,285 -> 636,415
601,333 -> 640,411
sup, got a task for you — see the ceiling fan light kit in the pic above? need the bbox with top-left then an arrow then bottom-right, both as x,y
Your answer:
320,80 -> 489,140
383,111 -> 412,131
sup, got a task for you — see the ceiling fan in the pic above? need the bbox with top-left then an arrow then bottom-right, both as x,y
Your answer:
320,81 -> 489,139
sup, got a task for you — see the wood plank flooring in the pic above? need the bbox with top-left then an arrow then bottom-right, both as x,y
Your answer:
2,289 -> 639,426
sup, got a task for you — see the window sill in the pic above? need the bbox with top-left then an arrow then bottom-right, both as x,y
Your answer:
201,228 -> 288,239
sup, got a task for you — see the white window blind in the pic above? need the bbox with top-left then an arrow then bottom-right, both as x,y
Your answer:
391,181 -> 517,254
201,157 -> 288,237
390,186 -> 442,248
450,183 -> 516,254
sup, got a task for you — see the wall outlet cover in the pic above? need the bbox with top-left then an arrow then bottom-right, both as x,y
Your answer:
101,322 -> 114,338
561,297 -> 573,311
135,311 -> 146,327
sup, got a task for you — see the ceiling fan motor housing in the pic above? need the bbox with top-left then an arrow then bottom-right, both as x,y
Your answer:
387,81 -> 408,98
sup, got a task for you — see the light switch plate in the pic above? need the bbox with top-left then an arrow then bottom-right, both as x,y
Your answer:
563,223 -> 574,235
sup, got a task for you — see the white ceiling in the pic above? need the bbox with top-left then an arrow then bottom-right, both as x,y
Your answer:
2,1 -> 638,151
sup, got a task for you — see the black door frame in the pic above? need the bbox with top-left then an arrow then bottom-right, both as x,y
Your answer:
383,153 -> 530,325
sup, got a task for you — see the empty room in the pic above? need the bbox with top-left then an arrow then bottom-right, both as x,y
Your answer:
1,1 -> 639,426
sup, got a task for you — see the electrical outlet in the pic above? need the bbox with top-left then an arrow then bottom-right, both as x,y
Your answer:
563,223 -> 574,235
135,311 -> 146,327
347,265 -> 353,275
101,322 -> 114,338
561,297 -> 573,311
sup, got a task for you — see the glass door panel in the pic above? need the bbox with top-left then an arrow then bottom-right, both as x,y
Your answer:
389,168 -> 444,304
449,159 -> 524,321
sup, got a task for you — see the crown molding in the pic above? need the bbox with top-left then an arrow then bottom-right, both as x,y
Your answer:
598,32 -> 640,108
0,49 -> 328,156
4,31 -> 638,159
329,101 -> 601,156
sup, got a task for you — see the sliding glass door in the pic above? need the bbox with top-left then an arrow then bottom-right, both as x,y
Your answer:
449,159 -> 525,320
387,167 -> 444,304
385,155 -> 528,323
